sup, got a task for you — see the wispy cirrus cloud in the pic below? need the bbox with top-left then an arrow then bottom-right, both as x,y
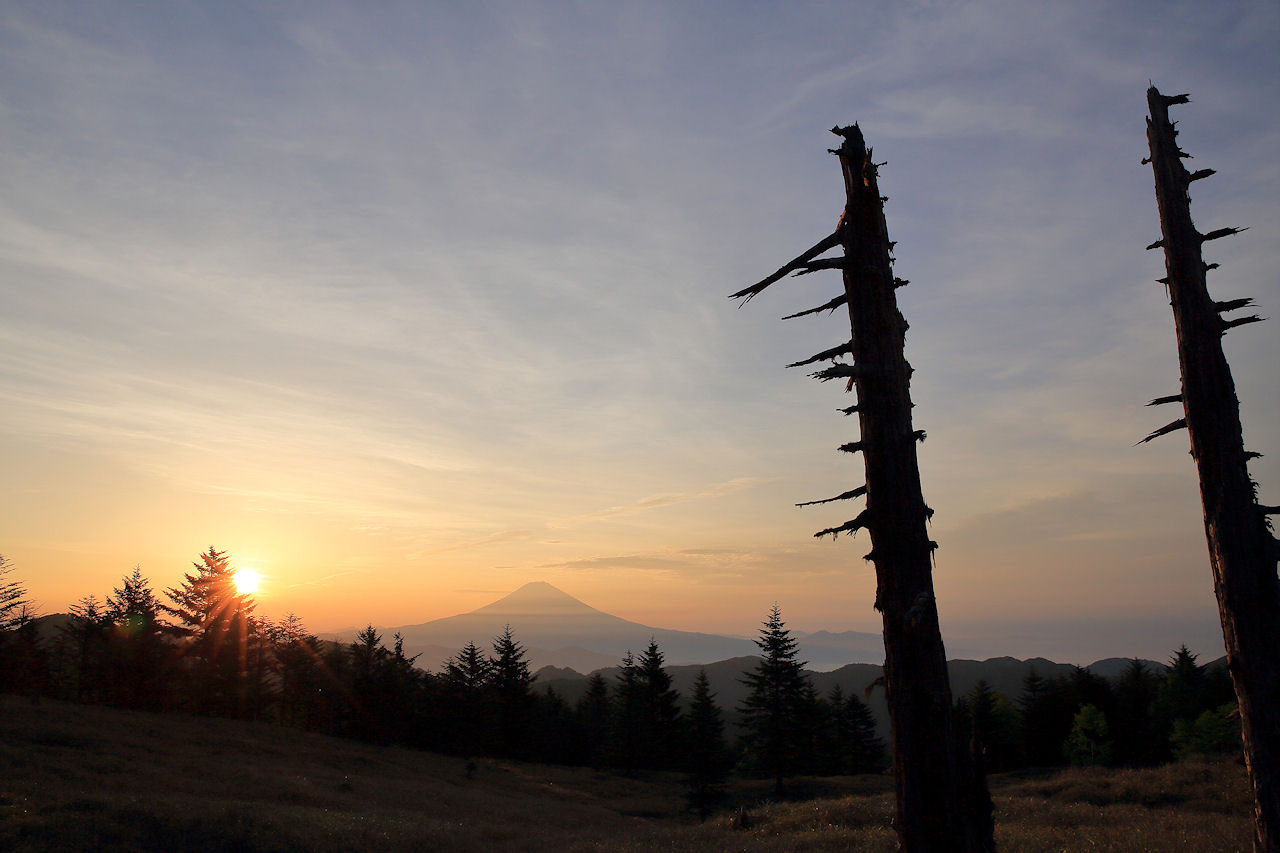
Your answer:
550,477 -> 772,528
285,570 -> 366,589
540,543 -> 853,582
430,529 -> 537,554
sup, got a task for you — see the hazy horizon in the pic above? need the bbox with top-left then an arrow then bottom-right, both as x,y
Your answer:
4,3 -> 1275,667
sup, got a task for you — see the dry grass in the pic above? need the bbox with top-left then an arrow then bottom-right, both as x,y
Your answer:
990,761 -> 1252,852
0,696 -> 1253,851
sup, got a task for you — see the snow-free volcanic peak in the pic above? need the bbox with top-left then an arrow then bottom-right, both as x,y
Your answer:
471,581 -> 606,617
340,581 -> 884,672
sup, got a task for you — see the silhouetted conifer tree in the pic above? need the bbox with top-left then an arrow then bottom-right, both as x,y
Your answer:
961,680 -> 1020,772
103,566 -> 170,709
348,625 -> 391,741
347,628 -> 428,744
0,553 -> 41,695
1156,646 -> 1207,726
384,632 -> 434,748
60,595 -> 109,702
490,625 -> 535,758
610,650 -> 646,773
444,640 -> 493,756
685,670 -> 728,818
1017,669 -> 1058,767
796,679 -> 834,775
319,640 -> 354,737
162,547 -> 261,717
1112,659 -> 1161,765
0,554 -> 28,632
830,684 -> 886,775
637,638 -> 683,769
533,685 -> 577,764
267,612 -> 327,731
739,605 -> 808,794
0,608 -> 45,697
576,672 -> 612,767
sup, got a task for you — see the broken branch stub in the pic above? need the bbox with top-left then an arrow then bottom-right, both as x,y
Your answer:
786,341 -> 854,369
782,294 -> 848,320
1135,417 -> 1188,445
728,231 -> 841,304
796,485 -> 868,507
814,509 -> 872,540
1215,298 -> 1255,313
1219,315 -> 1264,333
810,363 -> 866,382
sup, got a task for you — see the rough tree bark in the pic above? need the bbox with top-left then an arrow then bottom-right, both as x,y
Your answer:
1143,85 -> 1280,853
733,124 -> 994,852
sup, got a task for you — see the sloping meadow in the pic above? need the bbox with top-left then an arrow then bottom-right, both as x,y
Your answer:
0,696 -> 1251,851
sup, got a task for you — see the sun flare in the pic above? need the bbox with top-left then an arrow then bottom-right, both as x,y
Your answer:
234,568 -> 262,596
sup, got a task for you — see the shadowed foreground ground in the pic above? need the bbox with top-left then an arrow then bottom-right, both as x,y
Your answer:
0,696 -> 1252,851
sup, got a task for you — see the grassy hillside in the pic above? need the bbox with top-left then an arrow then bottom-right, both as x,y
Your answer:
0,696 -> 1252,851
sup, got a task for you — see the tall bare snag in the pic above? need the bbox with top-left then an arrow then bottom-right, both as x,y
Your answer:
1143,85 -> 1280,853
732,125 -> 994,851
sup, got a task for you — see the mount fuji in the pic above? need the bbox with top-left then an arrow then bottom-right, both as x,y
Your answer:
332,581 -> 883,672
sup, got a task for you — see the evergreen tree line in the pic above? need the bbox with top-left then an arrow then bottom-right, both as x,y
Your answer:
1,550 -> 1238,795
959,648 -> 1239,772
0,552 -> 883,802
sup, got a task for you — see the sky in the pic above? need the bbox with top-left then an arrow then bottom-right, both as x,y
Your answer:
2,1 -> 1277,665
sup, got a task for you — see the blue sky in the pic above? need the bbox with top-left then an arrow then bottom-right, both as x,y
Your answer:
2,1 -> 1277,663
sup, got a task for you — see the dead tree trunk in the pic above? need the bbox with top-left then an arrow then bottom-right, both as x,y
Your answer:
732,124 -> 994,852
1143,85 -> 1280,853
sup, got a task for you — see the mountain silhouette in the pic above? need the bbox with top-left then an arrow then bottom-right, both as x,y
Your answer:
324,581 -> 887,671
469,581 -> 612,618
346,581 -> 753,670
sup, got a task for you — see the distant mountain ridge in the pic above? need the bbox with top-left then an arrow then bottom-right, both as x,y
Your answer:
535,654 -> 1182,741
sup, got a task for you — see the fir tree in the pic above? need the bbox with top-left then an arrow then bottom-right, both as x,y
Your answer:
61,595 -> 109,702
443,641 -> 493,756
268,612 -> 327,731
162,547 -> 261,717
1156,646 -> 1207,725
0,556 -> 41,696
796,679 -> 834,775
103,566 -> 169,709
610,650 -> 646,773
739,604 -> 809,794
106,566 -> 162,633
637,638 -> 683,769
533,685 -> 577,764
685,670 -> 728,818
490,625 -> 535,758
1017,669 -> 1060,766
349,625 -> 393,741
831,684 -> 886,775
1112,659 -> 1161,765
964,680 -> 1020,771
0,553 -> 30,631
576,672 -> 612,767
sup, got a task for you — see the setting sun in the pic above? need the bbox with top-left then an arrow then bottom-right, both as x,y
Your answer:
234,568 -> 262,596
